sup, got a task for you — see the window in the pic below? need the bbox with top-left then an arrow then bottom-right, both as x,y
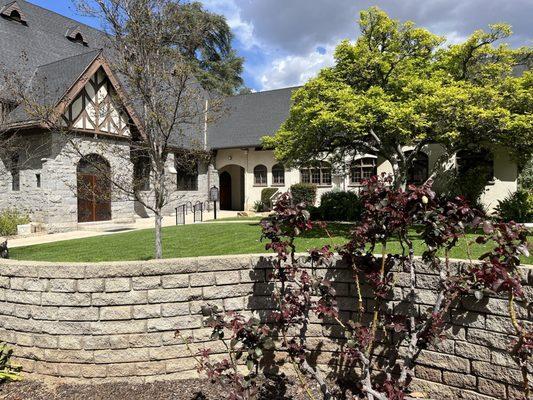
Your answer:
456,149 -> 494,183
11,154 -> 20,191
176,158 -> 198,191
65,27 -> 88,46
134,155 -> 151,192
300,163 -> 332,186
272,164 -> 285,186
406,152 -> 429,185
350,157 -> 377,185
1,3 -> 27,24
36,174 -> 41,188
9,10 -> 21,21
254,165 -> 267,186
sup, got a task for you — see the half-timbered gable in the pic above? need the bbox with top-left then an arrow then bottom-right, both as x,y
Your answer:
63,67 -> 132,137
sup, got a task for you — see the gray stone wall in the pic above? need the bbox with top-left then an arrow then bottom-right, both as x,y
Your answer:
129,153 -> 217,219
0,132 -> 52,225
0,255 -> 530,399
0,132 -> 136,233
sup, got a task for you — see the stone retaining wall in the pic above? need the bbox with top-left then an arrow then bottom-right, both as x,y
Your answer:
0,255 -> 531,399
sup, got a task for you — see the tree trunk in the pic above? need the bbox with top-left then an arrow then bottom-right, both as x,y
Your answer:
154,210 -> 163,259
153,161 -> 166,260
390,158 -> 408,190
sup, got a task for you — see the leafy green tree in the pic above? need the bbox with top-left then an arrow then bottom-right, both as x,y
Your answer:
519,157 -> 533,190
264,7 -> 533,188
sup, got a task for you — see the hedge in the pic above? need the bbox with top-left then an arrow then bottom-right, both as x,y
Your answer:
290,184 -> 317,206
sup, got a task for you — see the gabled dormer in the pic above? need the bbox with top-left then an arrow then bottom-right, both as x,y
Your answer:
0,1 -> 27,25
66,26 -> 88,46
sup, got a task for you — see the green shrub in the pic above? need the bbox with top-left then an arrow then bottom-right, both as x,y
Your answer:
260,188 -> 279,210
439,166 -> 489,212
317,190 -> 363,222
0,209 -> 30,237
252,200 -> 266,213
495,190 -> 533,223
518,157 -> 533,190
290,183 -> 317,206
0,342 -> 21,382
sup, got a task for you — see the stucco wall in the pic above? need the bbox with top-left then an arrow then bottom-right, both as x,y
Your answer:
0,255 -> 530,399
216,148 -> 344,210
215,145 -> 518,213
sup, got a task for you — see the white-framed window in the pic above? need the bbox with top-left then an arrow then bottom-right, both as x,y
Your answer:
272,163 -> 285,186
300,163 -> 332,186
350,157 -> 377,185
254,165 -> 267,186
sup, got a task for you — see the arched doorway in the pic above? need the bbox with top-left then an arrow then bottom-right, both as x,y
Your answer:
220,171 -> 232,210
218,165 -> 245,210
77,154 -> 112,223
406,151 -> 429,185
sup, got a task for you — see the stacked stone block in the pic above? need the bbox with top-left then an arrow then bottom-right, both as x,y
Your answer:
0,255 -> 530,399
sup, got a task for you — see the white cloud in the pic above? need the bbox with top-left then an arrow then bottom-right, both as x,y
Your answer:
201,0 -> 259,50
201,0 -> 533,91
259,46 -> 335,91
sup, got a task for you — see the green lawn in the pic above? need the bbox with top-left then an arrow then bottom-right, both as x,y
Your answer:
10,222 -> 533,264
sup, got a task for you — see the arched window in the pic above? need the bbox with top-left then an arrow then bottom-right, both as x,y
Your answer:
272,163 -> 285,186
350,157 -> 377,185
1,3 -> 27,24
66,26 -> 88,46
406,151 -> 429,185
300,162 -> 332,186
254,165 -> 267,186
74,33 -> 85,44
9,10 -> 21,21
456,149 -> 494,183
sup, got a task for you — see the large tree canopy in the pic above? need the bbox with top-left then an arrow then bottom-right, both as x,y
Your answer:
73,0 -> 245,258
263,7 -> 533,187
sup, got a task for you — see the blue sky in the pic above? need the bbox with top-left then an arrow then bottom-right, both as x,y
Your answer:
30,0 -> 533,92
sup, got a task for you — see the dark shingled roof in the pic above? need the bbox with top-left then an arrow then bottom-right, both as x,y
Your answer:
208,86 -> 299,149
0,0 -> 296,150
0,0 -> 107,83
8,50 -> 101,124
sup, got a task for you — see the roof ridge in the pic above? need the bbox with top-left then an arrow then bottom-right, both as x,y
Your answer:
0,1 -> 16,12
20,0 -> 105,35
35,49 -> 101,70
232,85 -> 301,98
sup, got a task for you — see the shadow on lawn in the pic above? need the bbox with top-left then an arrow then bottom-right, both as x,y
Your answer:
300,223 -> 354,239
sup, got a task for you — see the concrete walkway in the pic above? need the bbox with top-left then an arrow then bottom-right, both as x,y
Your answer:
5,210 -> 253,249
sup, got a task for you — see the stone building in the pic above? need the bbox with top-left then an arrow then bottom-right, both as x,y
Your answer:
0,1 -> 519,233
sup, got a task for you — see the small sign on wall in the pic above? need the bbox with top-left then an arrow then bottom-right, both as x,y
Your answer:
209,186 -> 220,202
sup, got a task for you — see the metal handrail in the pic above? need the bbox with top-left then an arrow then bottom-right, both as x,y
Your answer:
175,204 -> 186,225
193,201 -> 203,223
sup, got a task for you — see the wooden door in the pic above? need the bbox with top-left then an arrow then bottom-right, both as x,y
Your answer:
77,173 -> 112,223
220,171 -> 232,210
